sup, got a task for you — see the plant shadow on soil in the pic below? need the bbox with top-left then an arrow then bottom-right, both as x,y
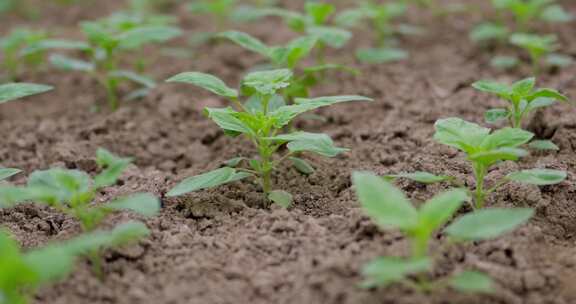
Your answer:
1,0 -> 576,303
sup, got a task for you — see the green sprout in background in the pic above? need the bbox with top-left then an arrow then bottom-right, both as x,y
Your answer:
353,172 -> 533,293
0,222 -> 149,304
387,118 -> 566,209
165,69 -> 371,207
509,33 -> 572,74
0,148 -> 160,276
336,1 -> 411,64
49,13 -> 181,110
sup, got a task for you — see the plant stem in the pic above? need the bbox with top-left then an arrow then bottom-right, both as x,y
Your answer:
89,250 -> 104,280
105,76 -> 119,111
473,164 -> 486,209
411,234 -> 428,259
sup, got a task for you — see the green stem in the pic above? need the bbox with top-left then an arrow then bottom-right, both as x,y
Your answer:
105,76 -> 119,111
411,234 -> 429,259
89,250 -> 104,280
473,164 -> 486,209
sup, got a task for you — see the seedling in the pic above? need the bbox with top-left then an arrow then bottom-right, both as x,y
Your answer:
509,33 -> 571,73
0,221 -> 149,304
165,69 -> 371,207
353,172 -> 534,293
493,0 -> 572,31
472,77 -> 568,131
336,1 -> 409,64
0,82 -> 52,182
218,31 -> 356,104
254,2 -> 352,63
50,13 -> 181,110
0,148 -> 160,276
388,118 -> 567,209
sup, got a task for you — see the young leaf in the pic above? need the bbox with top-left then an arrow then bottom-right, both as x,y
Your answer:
167,167 -> 251,197
242,69 -> 293,96
434,118 -> 490,153
218,31 -> 270,58
418,189 -> 468,232
0,168 -> 21,181
445,208 -> 533,241
472,80 -> 510,97
450,271 -> 493,293
204,107 -> 254,136
267,132 -> 348,157
356,47 -> 408,64
268,190 -> 293,208
468,147 -> 528,165
388,171 -> 453,184
64,221 -> 150,255
106,193 -> 160,217
307,26 -> 351,48
352,172 -> 418,230
480,128 -> 534,149
506,169 -> 566,185
49,54 -> 95,72
511,77 -> 535,96
0,83 -> 53,104
484,109 -> 509,124
118,26 -> 182,49
94,149 -> 132,189
361,257 -> 431,288
290,157 -> 315,175
166,72 -> 238,98
528,140 -> 559,151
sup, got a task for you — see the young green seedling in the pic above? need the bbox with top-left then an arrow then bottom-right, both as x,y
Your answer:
254,2 -> 352,63
0,82 -> 53,182
509,33 -> 571,73
388,118 -> 567,209
494,0 -> 572,31
218,31 -> 356,104
336,1 -> 410,64
0,221 -> 149,304
166,69 -> 371,207
50,13 -> 181,110
472,77 -> 568,141
353,172 -> 533,293
0,148 -> 160,276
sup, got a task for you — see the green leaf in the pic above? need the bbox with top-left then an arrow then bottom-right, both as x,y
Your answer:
64,221 -> 150,255
20,39 -> 89,55
110,70 -> 156,88
118,26 -> 182,49
290,157 -> 315,175
361,257 -> 431,288
218,31 -> 270,58
27,169 -> 92,204
106,193 -> 160,217
472,80 -> 510,96
418,189 -> 468,233
540,5 -> 573,23
166,72 -> 238,98
167,167 -> 251,197
388,171 -> 453,184
0,168 -> 21,181
242,69 -> 293,96
266,132 -> 348,157
0,186 -> 35,208
468,147 -> 528,165
268,190 -> 293,208
352,172 -> 418,231
481,127 -> 534,149
484,109 -> 509,124
445,208 -> 533,241
529,88 -> 568,102
271,95 -> 372,128
0,83 -> 53,104
450,271 -> 493,293
511,77 -> 535,96
470,22 -> 508,42
490,56 -> 519,69
356,47 -> 408,64
204,107 -> 254,136
49,54 -> 94,72
23,246 -> 75,284
526,97 -> 556,112
506,169 -> 566,185
434,118 -> 491,153
546,53 -> 573,67
528,140 -> 559,151
94,149 -> 132,189
305,2 -> 335,24
224,157 -> 246,167
307,26 -> 351,48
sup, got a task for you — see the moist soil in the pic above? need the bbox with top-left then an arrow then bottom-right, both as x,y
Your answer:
1,1 -> 576,303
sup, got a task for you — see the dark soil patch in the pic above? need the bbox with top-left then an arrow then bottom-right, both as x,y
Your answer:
1,1 -> 576,304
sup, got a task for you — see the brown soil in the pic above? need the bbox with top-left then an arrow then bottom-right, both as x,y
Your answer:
1,1 -> 576,304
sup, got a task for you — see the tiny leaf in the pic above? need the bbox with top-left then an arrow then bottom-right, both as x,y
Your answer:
506,169 -> 566,185
166,72 -> 238,98
167,167 -> 251,197
450,271 -> 493,293
445,208 -> 533,241
268,190 -> 293,208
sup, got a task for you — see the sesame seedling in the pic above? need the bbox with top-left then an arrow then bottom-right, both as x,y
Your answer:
49,13 -> 181,110
388,118 -> 567,209
253,2 -> 352,63
165,69 -> 371,207
336,1 -> 410,64
495,0 -> 572,31
0,221 -> 149,304
0,149 -> 160,276
353,172 -> 533,293
472,77 -> 568,132
509,33 -> 571,73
